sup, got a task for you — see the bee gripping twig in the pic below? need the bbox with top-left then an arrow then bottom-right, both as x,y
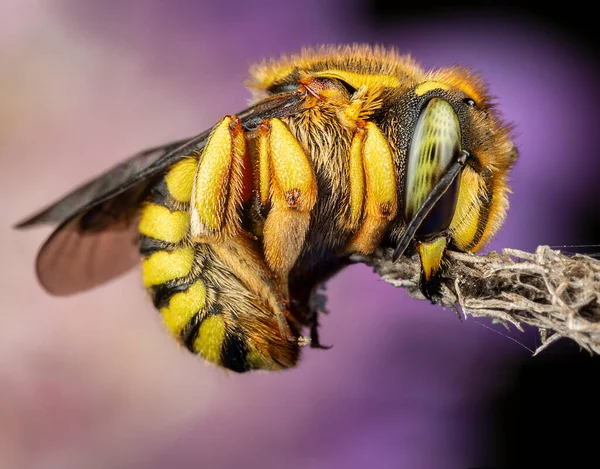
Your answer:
352,245 -> 600,355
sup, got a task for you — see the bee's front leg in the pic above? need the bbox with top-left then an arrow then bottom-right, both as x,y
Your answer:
416,236 -> 448,303
344,120 -> 398,254
289,282 -> 331,349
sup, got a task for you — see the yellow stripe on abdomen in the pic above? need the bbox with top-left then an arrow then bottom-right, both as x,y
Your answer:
193,315 -> 226,366
142,247 -> 195,287
139,204 -> 190,243
165,157 -> 198,203
160,280 -> 207,335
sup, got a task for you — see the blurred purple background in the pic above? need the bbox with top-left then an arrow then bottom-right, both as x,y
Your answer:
1,1 -> 599,468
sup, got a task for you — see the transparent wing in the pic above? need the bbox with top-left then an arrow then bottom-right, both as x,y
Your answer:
15,140 -> 189,228
32,179 -> 158,295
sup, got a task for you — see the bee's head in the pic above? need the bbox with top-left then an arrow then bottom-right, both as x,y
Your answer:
386,67 -> 518,255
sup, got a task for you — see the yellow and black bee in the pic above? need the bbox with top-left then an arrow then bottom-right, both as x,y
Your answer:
17,45 -> 517,372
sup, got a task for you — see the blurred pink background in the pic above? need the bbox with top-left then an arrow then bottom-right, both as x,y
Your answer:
2,1 -> 599,468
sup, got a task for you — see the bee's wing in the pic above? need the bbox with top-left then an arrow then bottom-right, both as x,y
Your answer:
18,140 -> 197,296
33,208 -> 143,296
16,91 -> 305,295
15,140 -> 189,228
29,175 -> 166,295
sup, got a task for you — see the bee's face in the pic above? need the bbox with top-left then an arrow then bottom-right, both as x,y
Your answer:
379,69 -> 518,253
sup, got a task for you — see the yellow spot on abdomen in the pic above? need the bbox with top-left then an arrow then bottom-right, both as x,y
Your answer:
193,315 -> 226,365
414,81 -> 450,96
160,281 -> 206,335
139,204 -> 190,243
142,247 -> 194,287
165,157 -> 198,203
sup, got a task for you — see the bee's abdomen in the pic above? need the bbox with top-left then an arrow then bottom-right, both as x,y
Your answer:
141,237 -> 250,372
138,157 -> 230,367
138,191 -> 207,345
138,158 -> 298,372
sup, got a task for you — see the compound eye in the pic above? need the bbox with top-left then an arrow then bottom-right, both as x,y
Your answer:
404,98 -> 462,236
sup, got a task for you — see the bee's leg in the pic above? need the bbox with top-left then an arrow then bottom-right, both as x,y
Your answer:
345,121 -> 398,254
308,298 -> 332,350
416,236 -> 447,303
288,299 -> 327,349
211,236 -> 307,344
189,115 -> 251,242
256,118 -> 318,278
289,283 -> 331,349
186,116 -> 304,343
305,285 -> 331,349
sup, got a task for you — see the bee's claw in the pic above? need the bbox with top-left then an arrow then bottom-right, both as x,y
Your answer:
309,319 -> 332,349
416,236 -> 447,304
419,270 -> 444,304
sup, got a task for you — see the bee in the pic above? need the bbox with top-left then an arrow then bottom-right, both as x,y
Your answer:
16,45 -> 517,372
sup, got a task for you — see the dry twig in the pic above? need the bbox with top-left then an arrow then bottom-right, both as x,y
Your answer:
353,246 -> 600,355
